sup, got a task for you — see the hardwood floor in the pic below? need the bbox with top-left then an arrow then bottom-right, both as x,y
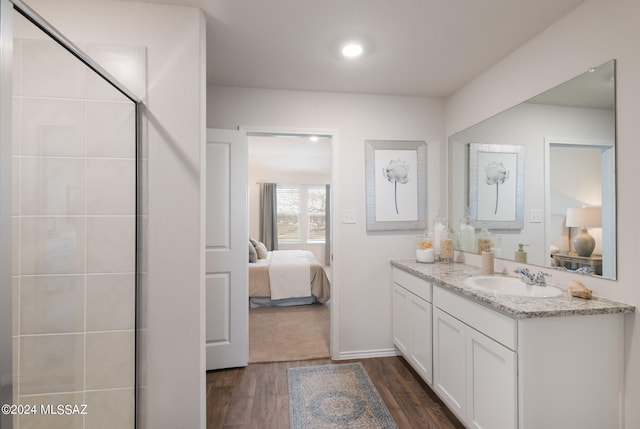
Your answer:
206,356 -> 464,429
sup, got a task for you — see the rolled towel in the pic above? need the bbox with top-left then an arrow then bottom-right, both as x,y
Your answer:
568,279 -> 592,299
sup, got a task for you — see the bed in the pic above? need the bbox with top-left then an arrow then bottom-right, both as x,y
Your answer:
249,249 -> 331,308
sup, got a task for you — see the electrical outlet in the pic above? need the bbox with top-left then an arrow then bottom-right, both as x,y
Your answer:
530,209 -> 543,223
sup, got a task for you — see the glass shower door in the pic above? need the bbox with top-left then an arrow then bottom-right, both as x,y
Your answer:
6,6 -> 139,429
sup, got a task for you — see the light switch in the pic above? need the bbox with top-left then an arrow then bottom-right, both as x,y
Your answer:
530,209 -> 543,223
342,210 -> 356,224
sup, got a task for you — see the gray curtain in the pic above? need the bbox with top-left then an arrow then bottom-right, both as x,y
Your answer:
260,183 -> 278,250
325,184 -> 331,266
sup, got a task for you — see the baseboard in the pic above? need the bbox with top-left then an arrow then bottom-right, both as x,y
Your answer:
334,347 -> 400,360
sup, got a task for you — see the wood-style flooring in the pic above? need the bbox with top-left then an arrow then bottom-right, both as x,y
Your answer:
207,356 -> 464,429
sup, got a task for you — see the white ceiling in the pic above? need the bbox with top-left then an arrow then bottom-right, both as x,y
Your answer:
129,0 -> 586,97
527,60 -> 615,109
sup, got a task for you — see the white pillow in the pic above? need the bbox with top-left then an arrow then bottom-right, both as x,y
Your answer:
249,241 -> 258,263
255,242 -> 268,259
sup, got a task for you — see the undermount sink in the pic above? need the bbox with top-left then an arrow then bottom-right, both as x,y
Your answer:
464,276 -> 563,298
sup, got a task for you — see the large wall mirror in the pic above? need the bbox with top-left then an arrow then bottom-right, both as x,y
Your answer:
448,60 -> 616,279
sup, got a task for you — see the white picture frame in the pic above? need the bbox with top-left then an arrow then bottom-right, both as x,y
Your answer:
468,143 -> 525,229
365,140 -> 427,232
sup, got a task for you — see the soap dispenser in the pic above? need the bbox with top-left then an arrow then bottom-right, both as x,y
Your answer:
515,243 -> 529,263
481,242 -> 494,275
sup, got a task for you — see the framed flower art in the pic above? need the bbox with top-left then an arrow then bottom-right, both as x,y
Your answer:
365,140 -> 427,232
468,143 -> 525,230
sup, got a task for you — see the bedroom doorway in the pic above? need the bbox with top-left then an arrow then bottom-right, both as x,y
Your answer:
244,128 -> 335,363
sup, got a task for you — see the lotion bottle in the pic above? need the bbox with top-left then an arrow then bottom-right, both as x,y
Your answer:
481,243 -> 494,275
515,243 -> 529,263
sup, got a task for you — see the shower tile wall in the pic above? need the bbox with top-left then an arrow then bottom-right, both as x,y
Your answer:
12,32 -> 143,429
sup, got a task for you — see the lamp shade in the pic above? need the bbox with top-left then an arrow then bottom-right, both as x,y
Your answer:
566,207 -> 601,228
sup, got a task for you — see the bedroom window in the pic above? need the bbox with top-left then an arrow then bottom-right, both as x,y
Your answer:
277,185 -> 326,243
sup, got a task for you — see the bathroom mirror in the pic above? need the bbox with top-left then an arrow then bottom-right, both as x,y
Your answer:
448,60 -> 616,279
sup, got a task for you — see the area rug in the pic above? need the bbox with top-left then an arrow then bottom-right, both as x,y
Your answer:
249,304 -> 330,363
288,363 -> 398,429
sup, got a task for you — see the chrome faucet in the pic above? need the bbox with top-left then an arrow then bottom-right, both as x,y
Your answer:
514,268 -> 551,286
533,271 -> 551,286
514,268 -> 535,285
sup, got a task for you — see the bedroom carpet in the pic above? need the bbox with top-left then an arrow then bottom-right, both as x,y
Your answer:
249,304 -> 330,363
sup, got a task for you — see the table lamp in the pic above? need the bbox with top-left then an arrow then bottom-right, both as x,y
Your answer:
566,206 -> 601,257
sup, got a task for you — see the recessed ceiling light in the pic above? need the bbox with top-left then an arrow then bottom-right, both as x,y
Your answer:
309,135 -> 319,142
341,42 -> 363,58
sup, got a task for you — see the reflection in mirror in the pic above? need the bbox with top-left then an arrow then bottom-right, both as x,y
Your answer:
448,60 -> 616,279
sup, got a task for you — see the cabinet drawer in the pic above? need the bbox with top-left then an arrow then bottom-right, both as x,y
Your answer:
392,268 -> 432,302
434,286 -> 516,350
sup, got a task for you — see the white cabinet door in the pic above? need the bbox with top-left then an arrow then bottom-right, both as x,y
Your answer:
433,307 -> 467,422
466,328 -> 517,429
409,295 -> 432,384
392,283 -> 410,356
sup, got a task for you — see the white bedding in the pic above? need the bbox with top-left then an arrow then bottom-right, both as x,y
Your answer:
268,250 -> 312,300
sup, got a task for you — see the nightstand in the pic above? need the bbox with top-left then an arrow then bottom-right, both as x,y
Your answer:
552,253 -> 602,275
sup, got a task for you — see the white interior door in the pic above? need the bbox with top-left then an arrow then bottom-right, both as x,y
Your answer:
205,128 -> 248,370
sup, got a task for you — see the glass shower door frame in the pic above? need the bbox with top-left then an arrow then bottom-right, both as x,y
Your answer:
0,1 -> 143,427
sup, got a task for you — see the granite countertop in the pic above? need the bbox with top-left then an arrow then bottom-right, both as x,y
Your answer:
391,259 -> 636,319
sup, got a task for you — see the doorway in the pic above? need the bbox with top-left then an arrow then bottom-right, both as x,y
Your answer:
545,138 -> 616,278
245,128 -> 335,363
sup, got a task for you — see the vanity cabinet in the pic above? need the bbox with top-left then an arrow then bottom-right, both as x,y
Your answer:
390,262 -> 629,429
433,288 -> 517,429
392,268 -> 433,384
432,307 -> 466,420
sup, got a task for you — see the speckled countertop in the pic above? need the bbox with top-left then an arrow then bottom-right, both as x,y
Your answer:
391,259 -> 636,319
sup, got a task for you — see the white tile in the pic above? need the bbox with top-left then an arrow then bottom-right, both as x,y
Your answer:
12,277 -> 19,337
86,217 -> 135,274
12,337 -> 18,379
86,159 -> 135,215
12,157 -> 20,216
18,392 -> 84,429
13,338 -> 19,414
21,157 -> 86,216
86,101 -> 136,158
12,217 -> 20,276
13,96 -> 21,156
86,274 -> 135,331
20,217 -> 86,275
21,38 -> 87,99
20,275 -> 84,335
12,38 -> 21,97
86,332 -> 135,390
20,334 -> 84,395
85,389 -> 134,429
20,98 -> 86,157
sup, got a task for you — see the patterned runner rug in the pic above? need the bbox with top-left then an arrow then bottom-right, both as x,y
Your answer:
288,363 -> 398,429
